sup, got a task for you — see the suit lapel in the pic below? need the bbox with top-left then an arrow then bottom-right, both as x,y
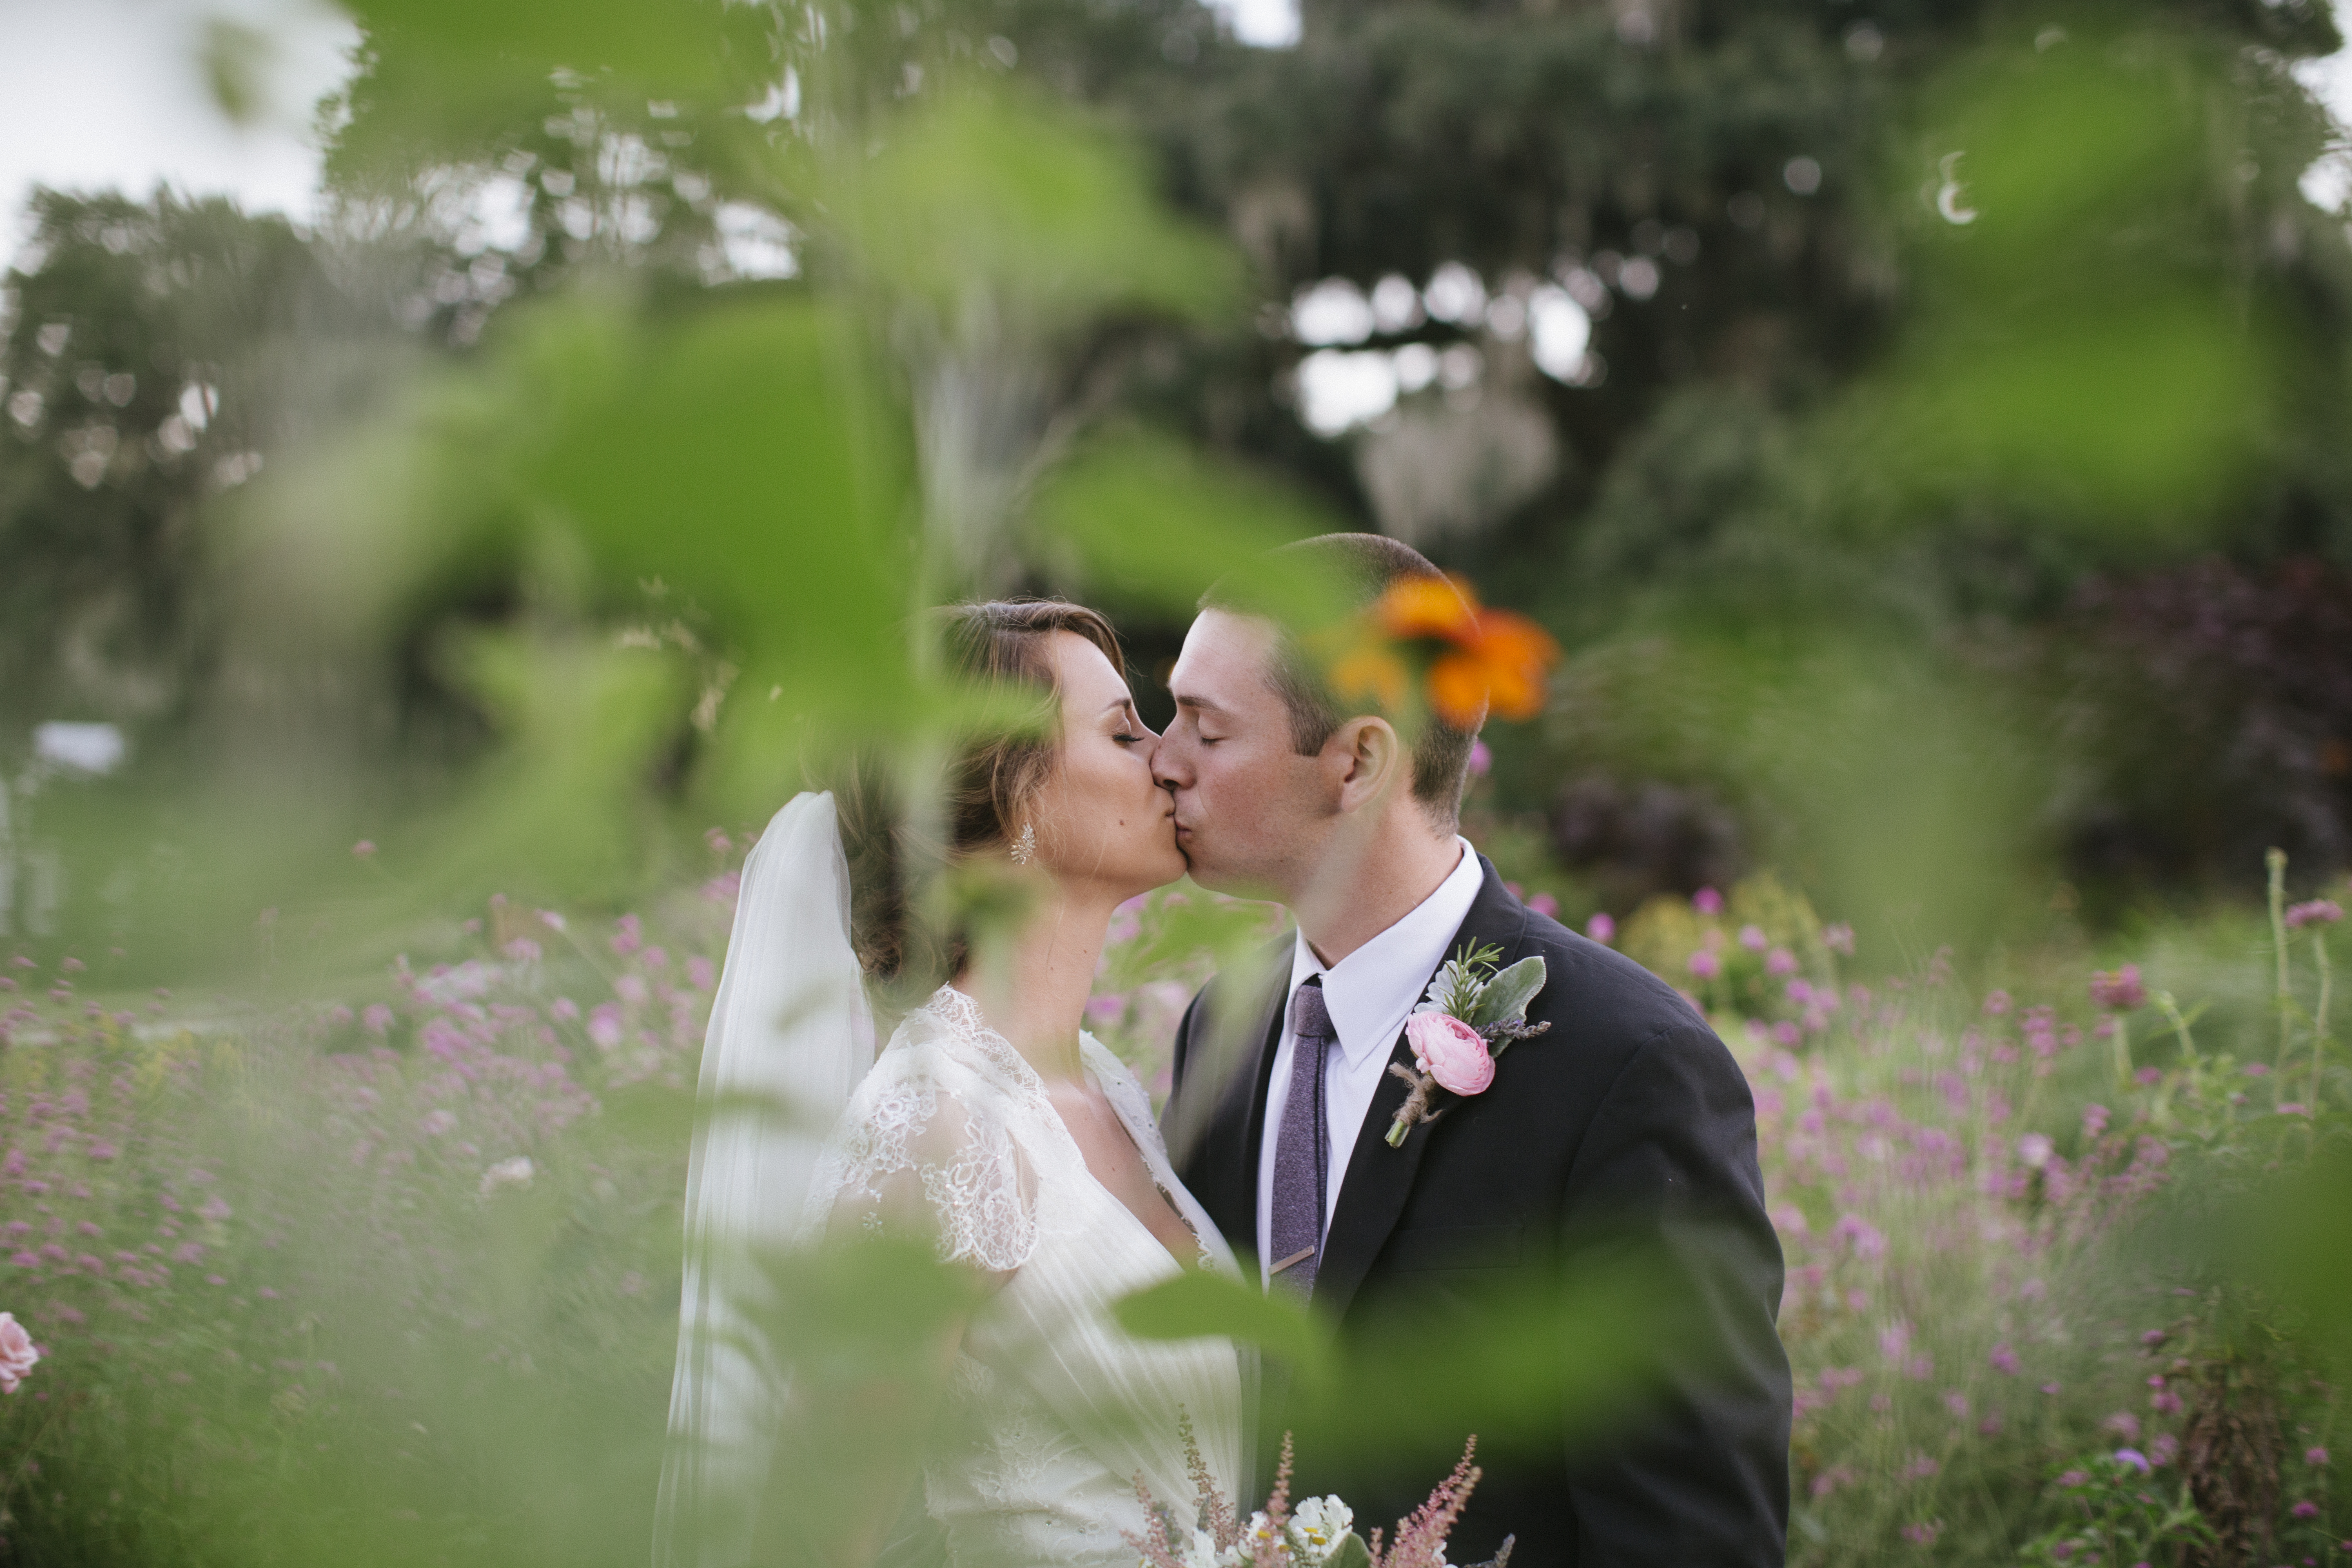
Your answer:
1312,858 -> 1528,1325
1232,978 -> 1285,1263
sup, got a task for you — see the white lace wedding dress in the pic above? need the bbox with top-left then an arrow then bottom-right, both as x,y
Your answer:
806,985 -> 1248,1568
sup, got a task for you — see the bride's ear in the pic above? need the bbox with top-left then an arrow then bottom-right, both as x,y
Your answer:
1330,715 -> 1405,815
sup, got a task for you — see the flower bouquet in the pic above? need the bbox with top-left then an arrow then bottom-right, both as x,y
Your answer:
1130,1419 -> 1512,1568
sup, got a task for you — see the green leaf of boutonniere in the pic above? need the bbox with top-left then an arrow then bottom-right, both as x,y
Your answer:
1469,955 -> 1547,1027
1325,1532 -> 1374,1568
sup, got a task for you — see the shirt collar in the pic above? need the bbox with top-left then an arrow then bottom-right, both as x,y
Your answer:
1288,838 -> 1486,1067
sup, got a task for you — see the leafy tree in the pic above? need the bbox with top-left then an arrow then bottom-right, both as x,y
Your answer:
0,191 -> 401,759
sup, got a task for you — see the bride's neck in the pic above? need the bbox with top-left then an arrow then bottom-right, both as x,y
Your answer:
955,880 -> 1117,1083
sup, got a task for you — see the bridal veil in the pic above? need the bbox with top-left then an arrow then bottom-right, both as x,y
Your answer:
655,791 -> 876,1568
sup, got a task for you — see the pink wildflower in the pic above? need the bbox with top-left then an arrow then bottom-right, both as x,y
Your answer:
1585,913 -> 1615,944
2089,964 -> 2146,1010
1688,949 -> 1722,980
1527,891 -> 1559,918
1467,739 -> 1492,777
1989,1343 -> 2020,1375
2285,899 -> 2342,929
1693,886 -> 1725,915
2310,1447 -> 2331,1466
351,840 -> 377,860
2292,1500 -> 2321,1519
2082,1103 -> 2110,1137
0,1312 -> 40,1392
1823,922 -> 1855,955
1738,924 -> 1768,952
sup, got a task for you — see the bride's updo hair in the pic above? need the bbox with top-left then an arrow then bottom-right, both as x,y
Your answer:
835,599 -> 1126,989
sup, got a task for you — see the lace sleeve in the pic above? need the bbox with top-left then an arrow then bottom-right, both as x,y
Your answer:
804,1044 -> 1038,1275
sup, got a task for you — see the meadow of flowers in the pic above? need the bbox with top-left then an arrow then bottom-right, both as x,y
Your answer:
1,832 -> 2345,1566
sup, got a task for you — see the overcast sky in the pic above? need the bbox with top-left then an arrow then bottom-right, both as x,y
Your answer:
0,0 -> 2346,270
0,0 -> 356,261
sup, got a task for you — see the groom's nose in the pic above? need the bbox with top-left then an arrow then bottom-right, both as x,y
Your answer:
1152,732 -> 1193,791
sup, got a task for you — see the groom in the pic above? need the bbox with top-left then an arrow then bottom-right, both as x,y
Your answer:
1155,535 -> 1790,1568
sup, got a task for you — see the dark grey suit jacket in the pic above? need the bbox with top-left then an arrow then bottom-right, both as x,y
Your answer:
1163,858 -> 1790,1568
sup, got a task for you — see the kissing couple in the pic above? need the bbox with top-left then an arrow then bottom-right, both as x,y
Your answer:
658,534 -> 1792,1568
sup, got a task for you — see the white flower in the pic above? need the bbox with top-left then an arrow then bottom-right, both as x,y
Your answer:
1287,1496 -> 1355,1565
1170,1527 -> 1248,1568
479,1155 -> 535,1195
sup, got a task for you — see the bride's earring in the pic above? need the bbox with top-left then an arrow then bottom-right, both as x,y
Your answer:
1010,822 -> 1038,866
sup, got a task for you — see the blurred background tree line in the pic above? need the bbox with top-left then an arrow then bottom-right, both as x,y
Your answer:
4,0 -> 2351,969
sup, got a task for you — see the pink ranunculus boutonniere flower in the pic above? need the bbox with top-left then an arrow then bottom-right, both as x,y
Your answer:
1385,942 -> 1551,1147
1406,1012 -> 1495,1096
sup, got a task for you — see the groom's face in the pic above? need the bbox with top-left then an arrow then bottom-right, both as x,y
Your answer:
1155,609 -> 1334,899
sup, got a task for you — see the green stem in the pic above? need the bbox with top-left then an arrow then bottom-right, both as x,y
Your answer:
2267,846 -> 2292,1065
2111,1013 -> 2133,1091
2312,931 -> 2332,1114
2155,991 -> 2198,1066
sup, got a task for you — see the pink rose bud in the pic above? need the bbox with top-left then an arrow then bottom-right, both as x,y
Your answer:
1405,1012 -> 1495,1096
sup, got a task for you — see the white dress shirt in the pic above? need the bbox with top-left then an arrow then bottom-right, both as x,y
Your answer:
1254,838 -> 1486,1286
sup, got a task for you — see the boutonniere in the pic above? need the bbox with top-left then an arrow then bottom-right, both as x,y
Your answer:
1384,943 -> 1551,1147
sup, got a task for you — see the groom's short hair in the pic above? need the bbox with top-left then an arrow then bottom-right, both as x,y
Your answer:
1204,532 -> 1483,833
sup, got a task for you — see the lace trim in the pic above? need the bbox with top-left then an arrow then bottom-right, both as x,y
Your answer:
1085,1039 -> 1215,1271
920,986 -> 1048,1104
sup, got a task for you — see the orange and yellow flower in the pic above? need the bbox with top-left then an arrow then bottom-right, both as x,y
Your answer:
1351,575 -> 1559,728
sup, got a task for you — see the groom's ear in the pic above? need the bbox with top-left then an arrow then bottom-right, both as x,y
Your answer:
1329,715 -> 1405,815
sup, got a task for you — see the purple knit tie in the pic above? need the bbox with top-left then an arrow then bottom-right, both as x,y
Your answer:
1269,977 -> 1334,1297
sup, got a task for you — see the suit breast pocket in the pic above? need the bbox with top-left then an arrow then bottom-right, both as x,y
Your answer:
1382,1223 -> 1526,1272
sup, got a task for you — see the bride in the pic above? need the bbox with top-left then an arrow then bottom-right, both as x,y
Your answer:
656,600 -> 1247,1568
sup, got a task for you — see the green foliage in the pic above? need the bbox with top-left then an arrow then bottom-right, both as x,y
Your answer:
829,90 -> 1242,329
1467,956 -> 1544,1028
2020,1452 -> 2214,1567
